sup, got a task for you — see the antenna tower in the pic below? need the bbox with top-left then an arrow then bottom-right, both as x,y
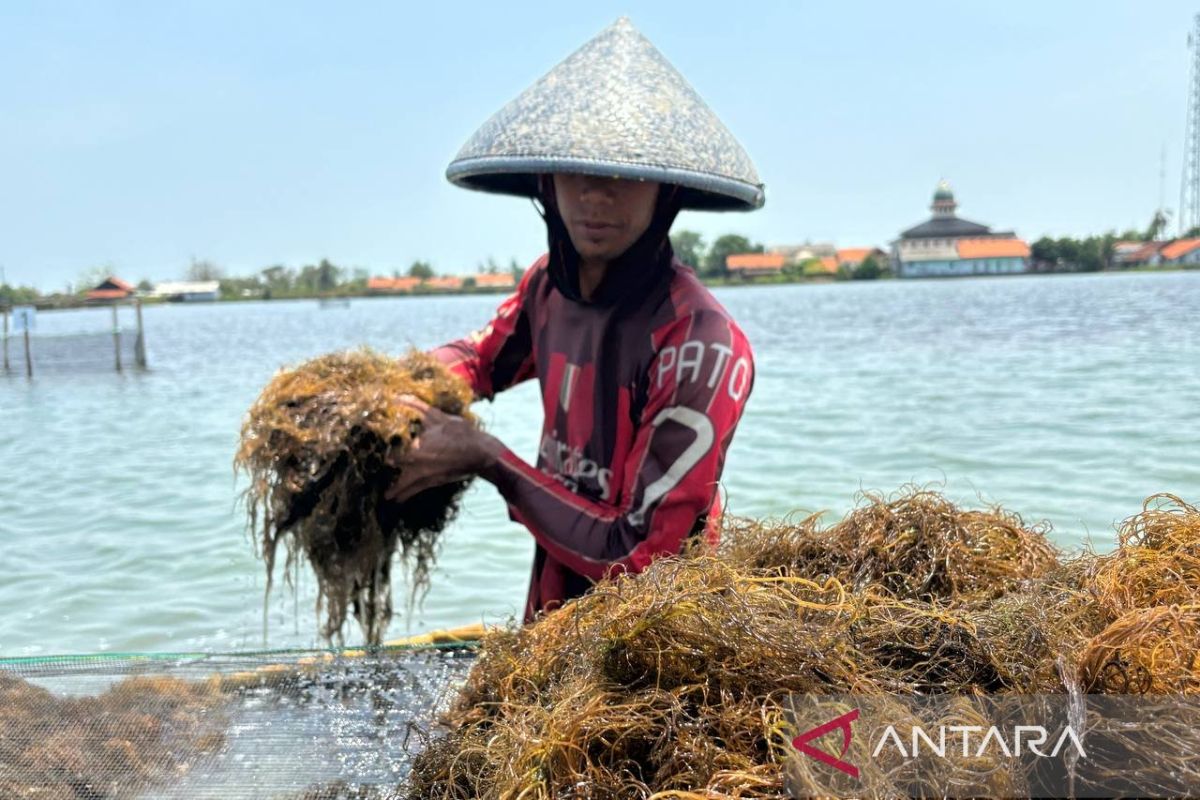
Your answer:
1180,13 -> 1200,235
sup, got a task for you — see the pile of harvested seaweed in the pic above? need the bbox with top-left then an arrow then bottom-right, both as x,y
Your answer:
408,489 -> 1200,798
0,673 -> 224,800
236,349 -> 478,645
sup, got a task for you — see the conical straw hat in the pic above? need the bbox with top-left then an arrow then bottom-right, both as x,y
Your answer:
446,17 -> 764,211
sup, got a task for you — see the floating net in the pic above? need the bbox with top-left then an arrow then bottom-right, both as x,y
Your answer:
0,643 -> 476,800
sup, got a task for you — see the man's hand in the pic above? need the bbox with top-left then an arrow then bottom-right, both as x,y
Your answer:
384,395 -> 502,504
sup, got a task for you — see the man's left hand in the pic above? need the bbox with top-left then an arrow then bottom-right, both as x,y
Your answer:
384,395 -> 501,503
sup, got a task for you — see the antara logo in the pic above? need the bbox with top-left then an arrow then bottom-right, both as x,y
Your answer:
790,706 -> 1088,783
791,708 -> 860,779
872,724 -> 1086,760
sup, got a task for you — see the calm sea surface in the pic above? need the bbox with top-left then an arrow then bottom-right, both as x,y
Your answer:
2,271 -> 1197,656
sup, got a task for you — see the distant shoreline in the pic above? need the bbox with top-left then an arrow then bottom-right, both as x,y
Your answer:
8,264 -> 1194,313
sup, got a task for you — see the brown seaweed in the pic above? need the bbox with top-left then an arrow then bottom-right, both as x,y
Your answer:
407,489 -> 1199,798
235,348 -> 478,645
0,673 -> 224,800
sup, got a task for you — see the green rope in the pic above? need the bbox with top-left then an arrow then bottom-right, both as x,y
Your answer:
0,640 -> 477,668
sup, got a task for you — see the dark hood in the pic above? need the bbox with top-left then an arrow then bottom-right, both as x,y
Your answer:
539,182 -> 683,308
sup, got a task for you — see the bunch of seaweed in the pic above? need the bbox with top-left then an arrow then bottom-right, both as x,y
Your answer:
1077,494 -> 1200,694
409,555 -> 862,798
235,349 -> 477,645
967,556 -> 1105,694
406,488 -> 1200,798
1077,604 -> 1200,694
0,672 -> 225,800
1089,493 -> 1200,617
1060,498 -> 1200,794
717,489 -> 1059,603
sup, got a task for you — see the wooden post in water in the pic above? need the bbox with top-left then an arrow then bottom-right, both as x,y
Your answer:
23,326 -> 32,378
2,307 -> 8,372
134,298 -> 146,368
112,303 -> 122,372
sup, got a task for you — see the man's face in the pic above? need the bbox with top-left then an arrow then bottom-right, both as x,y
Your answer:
551,174 -> 660,262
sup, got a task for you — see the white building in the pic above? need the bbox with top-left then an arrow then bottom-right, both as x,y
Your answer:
153,281 -> 220,302
891,182 -> 1030,278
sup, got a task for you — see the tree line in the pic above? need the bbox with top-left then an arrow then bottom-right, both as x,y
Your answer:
215,256 -> 526,300
670,230 -> 888,280
0,256 -> 528,308
1030,211 -> 1180,272
670,231 -> 763,277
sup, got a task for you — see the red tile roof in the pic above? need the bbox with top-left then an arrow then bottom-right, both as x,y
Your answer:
956,238 -> 1031,259
96,276 -> 135,292
367,276 -> 421,292
835,247 -> 878,265
425,276 -> 463,290
473,273 -> 516,288
86,276 -> 136,300
1125,241 -> 1165,262
797,256 -> 840,274
726,253 -> 785,270
1159,238 -> 1200,261
86,288 -> 133,300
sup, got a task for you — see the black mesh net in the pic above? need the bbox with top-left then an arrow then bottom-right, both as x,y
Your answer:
0,645 -> 475,799
1,329 -> 144,374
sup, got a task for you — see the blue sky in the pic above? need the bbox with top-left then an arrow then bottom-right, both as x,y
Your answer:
1,1 -> 1195,291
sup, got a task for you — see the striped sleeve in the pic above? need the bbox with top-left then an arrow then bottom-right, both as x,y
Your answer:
429,261 -> 541,400
479,310 -> 754,580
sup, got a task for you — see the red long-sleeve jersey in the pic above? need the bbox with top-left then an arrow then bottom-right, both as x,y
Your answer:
431,254 -> 754,621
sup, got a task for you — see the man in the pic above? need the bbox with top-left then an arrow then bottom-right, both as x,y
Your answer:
386,18 -> 765,621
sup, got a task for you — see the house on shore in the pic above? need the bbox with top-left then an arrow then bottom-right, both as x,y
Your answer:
152,281 -> 220,302
424,276 -> 464,291
891,181 -> 1030,278
1109,238 -> 1200,268
367,277 -> 422,294
86,276 -> 136,303
768,242 -> 836,264
1154,238 -> 1200,266
726,253 -> 786,279
368,273 -> 515,294
472,273 -> 516,290
805,256 -> 840,276
836,247 -> 887,270
1112,241 -> 1163,266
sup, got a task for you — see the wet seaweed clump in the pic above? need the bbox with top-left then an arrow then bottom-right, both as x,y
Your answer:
1077,494 -> 1200,695
1078,604 -> 1200,694
1089,493 -> 1200,617
717,487 -> 1060,603
405,488 -> 1200,798
236,348 -> 478,645
0,672 -> 225,800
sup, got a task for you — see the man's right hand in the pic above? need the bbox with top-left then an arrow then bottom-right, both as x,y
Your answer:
384,395 -> 503,503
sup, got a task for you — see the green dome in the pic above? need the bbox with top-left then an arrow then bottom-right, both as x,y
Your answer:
933,180 -> 954,202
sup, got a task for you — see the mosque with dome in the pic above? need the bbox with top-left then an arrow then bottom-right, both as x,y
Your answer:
890,181 -> 1030,278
